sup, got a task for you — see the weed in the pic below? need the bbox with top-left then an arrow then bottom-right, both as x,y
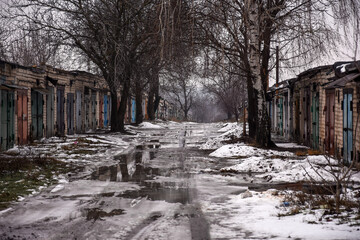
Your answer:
61,145 -> 74,151
295,151 -> 307,156
77,137 -> 97,144
307,149 -> 322,155
0,156 -> 74,210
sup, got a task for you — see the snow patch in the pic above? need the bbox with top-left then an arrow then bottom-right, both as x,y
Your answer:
138,122 -> 164,129
276,142 -> 309,149
50,184 -> 65,193
0,208 -> 13,216
6,146 -> 20,155
336,63 -> 351,73
217,122 -> 238,132
222,154 -> 360,183
210,144 -> 293,158
200,123 -> 244,150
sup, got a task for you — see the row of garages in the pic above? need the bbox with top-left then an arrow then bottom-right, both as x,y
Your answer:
0,60 -> 179,151
268,61 -> 360,164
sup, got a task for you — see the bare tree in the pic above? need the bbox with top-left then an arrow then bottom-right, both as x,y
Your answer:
191,91 -> 227,122
7,26 -> 61,66
1,3 -> 63,66
0,1 -> 10,60
162,56 -> 195,120
7,0 -> 170,132
146,0 -> 198,121
330,0 -> 360,60
202,60 -> 246,121
0,26 -> 7,60
195,0 -> 336,147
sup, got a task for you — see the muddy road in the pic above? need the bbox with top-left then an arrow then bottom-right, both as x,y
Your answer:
0,123 -> 256,240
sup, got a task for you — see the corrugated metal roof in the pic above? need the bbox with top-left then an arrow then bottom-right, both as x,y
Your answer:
2,83 -> 28,90
324,73 -> 360,89
297,65 -> 332,78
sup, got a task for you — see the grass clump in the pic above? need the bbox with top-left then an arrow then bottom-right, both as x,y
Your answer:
295,150 -> 307,156
0,156 -> 72,210
77,137 -> 97,144
307,149 -> 322,155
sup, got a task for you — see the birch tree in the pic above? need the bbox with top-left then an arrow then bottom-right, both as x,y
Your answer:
196,0 -> 335,147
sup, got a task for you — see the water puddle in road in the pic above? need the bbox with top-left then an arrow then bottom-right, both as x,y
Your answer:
117,181 -> 196,204
85,208 -> 125,221
90,143 -> 196,204
90,140 -> 303,205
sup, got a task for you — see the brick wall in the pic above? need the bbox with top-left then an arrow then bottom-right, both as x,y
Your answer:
1,61 -> 110,146
291,67 -> 334,148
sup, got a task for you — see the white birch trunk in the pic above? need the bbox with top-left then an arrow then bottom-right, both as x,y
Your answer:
247,0 -> 271,146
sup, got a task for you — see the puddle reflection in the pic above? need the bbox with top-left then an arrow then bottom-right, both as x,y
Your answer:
117,182 -> 195,204
91,151 -> 159,183
91,144 -> 194,204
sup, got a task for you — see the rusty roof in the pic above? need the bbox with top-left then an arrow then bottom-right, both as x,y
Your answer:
324,73 -> 360,89
297,65 -> 333,78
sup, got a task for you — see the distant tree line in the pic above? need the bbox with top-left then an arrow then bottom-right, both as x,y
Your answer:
0,0 -> 359,147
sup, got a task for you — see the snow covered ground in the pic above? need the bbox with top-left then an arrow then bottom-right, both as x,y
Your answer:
198,185 -> 360,240
0,121 -> 359,240
6,133 -> 131,166
200,122 -> 245,150
210,143 -> 294,158
135,122 -> 166,129
200,123 -> 360,239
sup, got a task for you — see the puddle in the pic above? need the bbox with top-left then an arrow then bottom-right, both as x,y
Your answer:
85,208 -> 125,221
91,145 -> 196,204
136,140 -> 160,150
89,133 -> 250,205
118,181 -> 196,204
91,156 -> 159,183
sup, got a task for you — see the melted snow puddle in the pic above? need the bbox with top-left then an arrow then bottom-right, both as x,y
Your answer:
90,143 -> 196,204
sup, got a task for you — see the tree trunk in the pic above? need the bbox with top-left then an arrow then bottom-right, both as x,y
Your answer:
243,102 -> 247,136
248,0 -> 272,147
234,108 -> 239,122
117,75 -> 131,133
147,91 -> 155,120
184,108 -> 188,121
147,71 -> 159,120
110,91 -> 120,132
246,68 -> 257,138
154,94 -> 160,114
135,79 -> 143,125
227,111 -> 232,120
335,182 -> 341,214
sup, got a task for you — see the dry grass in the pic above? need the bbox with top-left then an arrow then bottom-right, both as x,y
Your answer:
307,149 -> 322,155
295,149 -> 323,156
0,156 -> 74,210
77,137 -> 97,144
295,150 -> 307,156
